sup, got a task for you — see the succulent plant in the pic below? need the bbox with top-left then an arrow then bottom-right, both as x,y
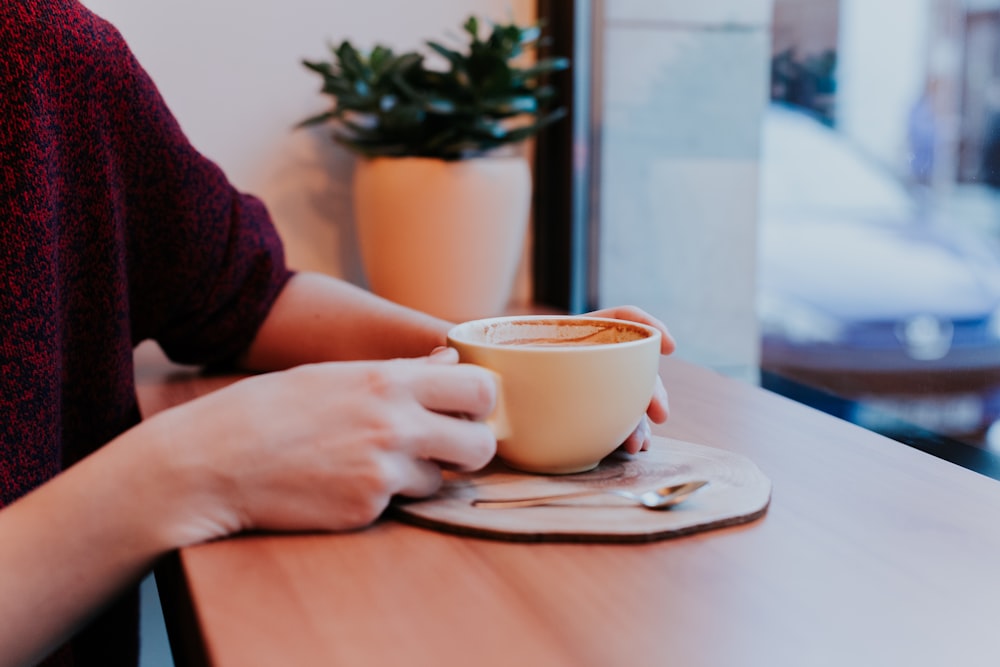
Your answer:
299,16 -> 569,160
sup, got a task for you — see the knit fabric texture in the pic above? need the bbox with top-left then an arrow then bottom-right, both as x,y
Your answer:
0,1 -> 293,664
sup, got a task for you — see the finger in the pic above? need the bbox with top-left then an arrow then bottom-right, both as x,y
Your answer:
426,346 -> 459,364
412,412 -> 497,471
646,378 -> 669,423
638,418 -> 652,451
405,362 -> 498,419
587,305 -> 676,355
392,456 -> 445,499
619,417 -> 651,454
588,304 -> 666,331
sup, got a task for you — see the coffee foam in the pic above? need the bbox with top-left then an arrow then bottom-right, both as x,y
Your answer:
481,319 -> 649,347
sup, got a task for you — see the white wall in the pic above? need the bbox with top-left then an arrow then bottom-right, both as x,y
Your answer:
82,0 -> 533,282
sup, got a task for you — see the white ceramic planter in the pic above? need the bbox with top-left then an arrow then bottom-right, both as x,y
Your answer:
352,155 -> 532,322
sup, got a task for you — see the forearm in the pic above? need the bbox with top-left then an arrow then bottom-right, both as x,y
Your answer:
238,271 -> 454,371
0,425 -> 179,667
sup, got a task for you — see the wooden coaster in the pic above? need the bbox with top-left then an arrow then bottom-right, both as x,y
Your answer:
391,435 -> 771,543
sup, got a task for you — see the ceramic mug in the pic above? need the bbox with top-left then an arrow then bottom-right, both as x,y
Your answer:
446,315 -> 662,474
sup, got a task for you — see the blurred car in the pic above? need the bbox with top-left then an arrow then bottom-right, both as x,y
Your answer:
758,103 -> 1000,441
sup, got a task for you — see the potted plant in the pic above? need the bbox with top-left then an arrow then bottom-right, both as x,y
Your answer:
299,16 -> 569,321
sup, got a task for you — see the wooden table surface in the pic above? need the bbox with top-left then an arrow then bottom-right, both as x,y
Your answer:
135,342 -> 1000,667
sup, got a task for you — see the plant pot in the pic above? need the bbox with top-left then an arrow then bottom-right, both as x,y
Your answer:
352,155 -> 532,322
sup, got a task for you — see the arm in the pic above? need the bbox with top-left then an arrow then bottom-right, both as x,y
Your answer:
0,423 -> 181,667
239,276 -> 677,454
237,271 -> 454,371
0,269 -> 480,666
237,272 -> 678,374
0,355 -> 498,667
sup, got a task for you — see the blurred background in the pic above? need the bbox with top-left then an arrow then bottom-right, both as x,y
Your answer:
759,0 -> 1000,475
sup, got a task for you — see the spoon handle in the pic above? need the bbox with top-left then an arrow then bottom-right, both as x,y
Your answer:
472,489 -> 624,509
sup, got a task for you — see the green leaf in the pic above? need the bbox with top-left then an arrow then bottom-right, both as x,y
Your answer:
296,14 -> 570,158
301,59 -> 333,76
369,45 -> 393,74
389,52 -> 424,75
294,110 -> 338,128
479,95 -> 538,115
336,41 -> 368,79
463,117 -> 504,138
339,117 -> 380,136
426,41 -> 467,71
328,92 -> 372,111
518,25 -> 542,45
515,57 -> 571,81
381,103 -> 425,129
501,107 -> 567,142
532,85 -> 558,104
421,96 -> 458,114
321,78 -> 356,97
463,16 -> 479,39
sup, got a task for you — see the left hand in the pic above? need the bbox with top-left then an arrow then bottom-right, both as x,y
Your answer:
586,306 -> 675,454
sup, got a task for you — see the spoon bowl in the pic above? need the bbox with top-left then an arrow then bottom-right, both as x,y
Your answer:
471,479 -> 709,510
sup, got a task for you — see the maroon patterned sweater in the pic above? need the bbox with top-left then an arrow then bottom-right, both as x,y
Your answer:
1,1 -> 293,664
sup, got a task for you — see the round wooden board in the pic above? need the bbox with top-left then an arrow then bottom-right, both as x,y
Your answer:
391,435 -> 771,543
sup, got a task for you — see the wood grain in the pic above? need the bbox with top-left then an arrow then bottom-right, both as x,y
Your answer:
138,343 -> 1000,667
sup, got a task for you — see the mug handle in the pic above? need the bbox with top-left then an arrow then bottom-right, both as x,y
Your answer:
460,364 -> 511,440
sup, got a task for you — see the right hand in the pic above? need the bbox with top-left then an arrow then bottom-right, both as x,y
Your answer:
141,355 -> 498,545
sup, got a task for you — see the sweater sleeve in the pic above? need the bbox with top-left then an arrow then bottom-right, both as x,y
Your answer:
84,7 -> 295,365
2,1 -> 294,367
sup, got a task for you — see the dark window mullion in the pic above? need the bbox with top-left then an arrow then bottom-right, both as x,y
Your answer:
532,0 -> 595,313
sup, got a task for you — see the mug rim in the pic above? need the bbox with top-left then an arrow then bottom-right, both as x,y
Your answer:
446,314 -> 661,351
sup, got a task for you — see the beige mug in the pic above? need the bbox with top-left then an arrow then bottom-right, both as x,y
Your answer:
447,315 -> 662,474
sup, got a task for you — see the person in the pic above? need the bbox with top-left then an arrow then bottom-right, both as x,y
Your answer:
907,84 -> 936,189
0,2 -> 675,666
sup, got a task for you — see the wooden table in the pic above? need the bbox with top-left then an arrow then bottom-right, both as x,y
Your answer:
136,343 -> 1000,667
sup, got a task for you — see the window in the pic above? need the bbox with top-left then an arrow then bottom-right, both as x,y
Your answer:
543,0 -> 1000,478
760,0 -> 1000,477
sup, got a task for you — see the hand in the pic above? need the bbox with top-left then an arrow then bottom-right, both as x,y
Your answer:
144,354 -> 498,545
586,305 -> 675,453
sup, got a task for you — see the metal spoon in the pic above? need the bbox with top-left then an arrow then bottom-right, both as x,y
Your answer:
471,479 -> 709,510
